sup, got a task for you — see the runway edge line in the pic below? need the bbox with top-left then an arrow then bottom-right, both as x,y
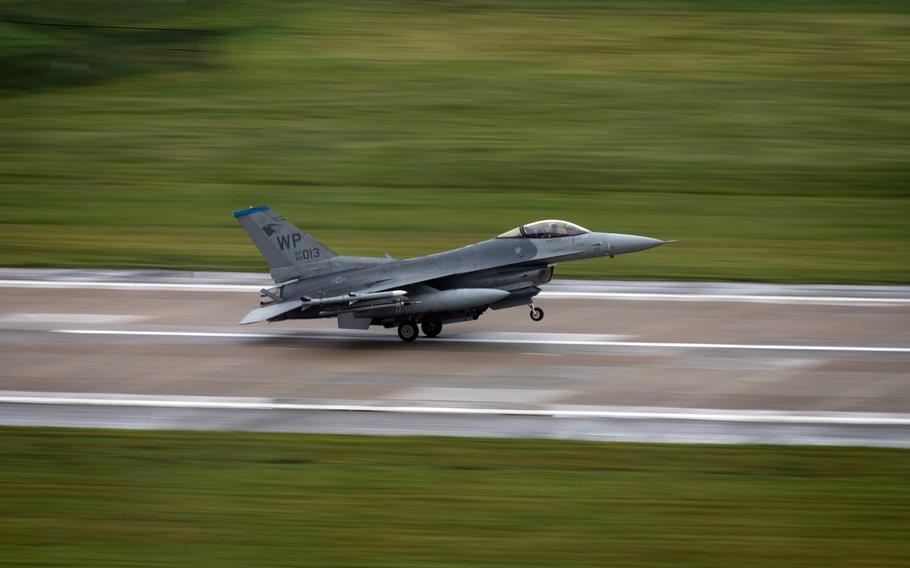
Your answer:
51,329 -> 910,353
3,393 -> 910,425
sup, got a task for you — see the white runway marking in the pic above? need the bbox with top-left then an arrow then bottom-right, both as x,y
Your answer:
52,328 -> 910,353
2,279 -> 909,305
0,313 -> 146,324
0,279 -> 257,292
2,391 -> 909,425
540,291 -> 910,306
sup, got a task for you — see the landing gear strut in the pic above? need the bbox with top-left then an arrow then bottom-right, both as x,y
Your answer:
529,304 -> 544,322
398,321 -> 418,342
420,320 -> 443,338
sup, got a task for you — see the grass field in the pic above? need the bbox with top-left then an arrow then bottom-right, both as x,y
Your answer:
1,1 -> 908,282
1,428 -> 908,567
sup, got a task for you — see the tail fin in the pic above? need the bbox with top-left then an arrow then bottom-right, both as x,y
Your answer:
233,206 -> 337,282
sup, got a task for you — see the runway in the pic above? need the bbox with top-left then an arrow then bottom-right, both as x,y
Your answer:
1,269 -> 909,447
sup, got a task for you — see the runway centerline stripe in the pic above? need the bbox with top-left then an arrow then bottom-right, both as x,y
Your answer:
541,291 -> 910,305
2,279 -> 908,305
2,393 -> 909,425
0,279 -> 258,292
52,328 -> 910,353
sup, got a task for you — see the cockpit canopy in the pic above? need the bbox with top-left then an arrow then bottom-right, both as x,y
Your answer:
497,220 -> 590,239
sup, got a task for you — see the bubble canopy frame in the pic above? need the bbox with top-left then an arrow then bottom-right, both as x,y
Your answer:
496,220 -> 591,239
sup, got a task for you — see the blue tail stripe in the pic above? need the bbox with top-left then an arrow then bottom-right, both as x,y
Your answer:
233,206 -> 270,218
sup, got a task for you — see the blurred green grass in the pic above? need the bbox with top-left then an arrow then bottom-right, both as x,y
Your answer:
1,428 -> 908,567
1,1 -> 908,282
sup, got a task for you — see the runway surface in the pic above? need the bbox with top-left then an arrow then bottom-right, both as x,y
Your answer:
1,269 -> 909,447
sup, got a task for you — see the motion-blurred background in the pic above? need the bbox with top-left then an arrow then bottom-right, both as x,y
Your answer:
2,0 -> 908,282
3,3 -> 910,567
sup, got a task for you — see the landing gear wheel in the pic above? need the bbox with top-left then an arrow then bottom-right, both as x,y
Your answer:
530,306 -> 544,322
397,321 -> 418,342
421,320 -> 443,338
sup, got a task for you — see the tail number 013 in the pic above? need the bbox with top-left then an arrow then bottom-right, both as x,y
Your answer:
295,247 -> 321,262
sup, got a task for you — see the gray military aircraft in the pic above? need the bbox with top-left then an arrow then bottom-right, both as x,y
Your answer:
235,206 -> 668,341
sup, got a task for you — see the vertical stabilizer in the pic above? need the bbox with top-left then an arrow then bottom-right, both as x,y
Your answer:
233,206 -> 337,282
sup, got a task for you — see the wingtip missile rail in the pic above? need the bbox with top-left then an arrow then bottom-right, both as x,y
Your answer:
302,289 -> 408,306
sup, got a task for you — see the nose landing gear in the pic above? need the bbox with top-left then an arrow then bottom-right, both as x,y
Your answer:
529,304 -> 544,322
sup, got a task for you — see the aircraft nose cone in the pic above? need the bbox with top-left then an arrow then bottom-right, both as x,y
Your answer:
608,233 -> 666,255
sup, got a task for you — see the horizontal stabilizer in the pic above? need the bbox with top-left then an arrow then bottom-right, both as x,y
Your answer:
240,299 -> 304,325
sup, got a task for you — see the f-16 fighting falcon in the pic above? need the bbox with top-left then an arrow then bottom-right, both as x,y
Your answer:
235,206 -> 669,341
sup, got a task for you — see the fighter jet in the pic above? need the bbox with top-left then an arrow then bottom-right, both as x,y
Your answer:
235,206 -> 667,341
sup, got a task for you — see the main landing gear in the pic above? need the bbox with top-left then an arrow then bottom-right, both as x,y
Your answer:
529,304 -> 544,322
397,319 -> 444,342
420,320 -> 443,338
397,321 -> 418,342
